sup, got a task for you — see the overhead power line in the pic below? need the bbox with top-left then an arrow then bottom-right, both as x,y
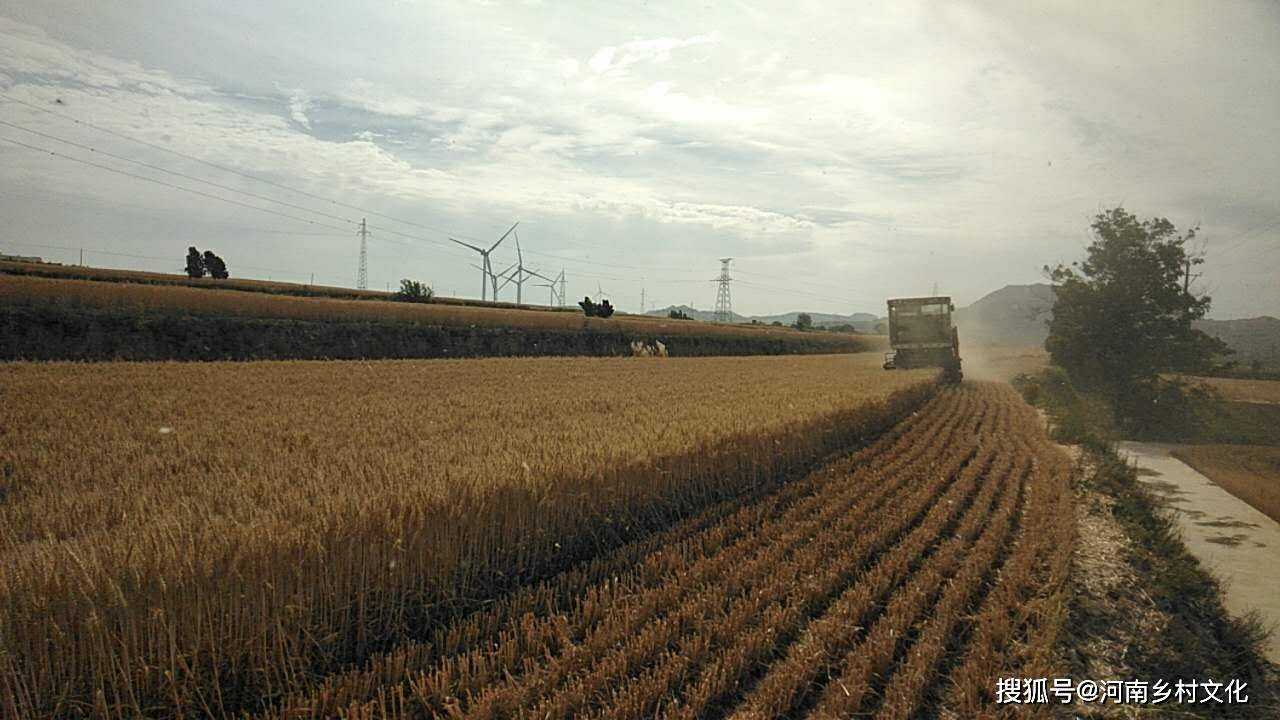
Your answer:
0,185 -> 348,236
1,93 -> 919,308
1,91 -> 503,244
0,93 -> 755,277
0,119 -> 357,226
3,241 -> 349,284
1,135 -> 355,232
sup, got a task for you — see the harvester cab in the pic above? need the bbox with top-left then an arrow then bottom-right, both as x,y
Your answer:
882,296 -> 963,383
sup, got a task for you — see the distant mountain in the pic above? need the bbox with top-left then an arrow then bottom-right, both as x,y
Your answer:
645,305 -> 883,330
954,284 -> 1055,346
954,283 -> 1280,367
1194,316 -> 1280,366
644,305 -> 732,323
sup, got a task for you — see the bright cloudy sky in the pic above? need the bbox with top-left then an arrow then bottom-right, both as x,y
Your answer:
1,1 -> 1277,317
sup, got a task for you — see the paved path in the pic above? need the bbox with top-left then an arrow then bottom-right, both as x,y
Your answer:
1118,441 -> 1280,664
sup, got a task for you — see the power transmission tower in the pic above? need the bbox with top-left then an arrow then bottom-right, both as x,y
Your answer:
357,217 -> 370,289
713,257 -> 733,322
558,270 -> 567,307
641,287 -> 646,313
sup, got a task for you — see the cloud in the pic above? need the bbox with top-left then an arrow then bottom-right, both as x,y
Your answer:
1,3 -> 1278,317
588,32 -> 722,75
287,89 -> 312,129
0,16 -> 204,96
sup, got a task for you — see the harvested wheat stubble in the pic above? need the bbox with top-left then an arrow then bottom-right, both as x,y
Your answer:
249,383 -> 1073,720
0,353 -> 932,719
260,386 -> 972,719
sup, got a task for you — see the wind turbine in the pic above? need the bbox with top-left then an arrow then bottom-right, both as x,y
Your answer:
498,229 -> 536,304
450,221 -> 518,301
532,278 -> 557,305
489,261 -> 518,301
593,281 -> 609,303
529,269 -> 560,306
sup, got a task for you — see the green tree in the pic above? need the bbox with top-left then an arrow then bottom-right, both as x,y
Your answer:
793,313 -> 813,331
1046,207 -> 1228,433
184,247 -> 205,279
396,279 -> 434,303
203,250 -> 229,279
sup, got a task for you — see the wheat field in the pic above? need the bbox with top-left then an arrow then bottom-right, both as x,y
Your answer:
1172,444 -> 1280,524
254,383 -> 1074,719
0,353 -> 932,718
0,273 -> 878,352
1184,375 -> 1280,404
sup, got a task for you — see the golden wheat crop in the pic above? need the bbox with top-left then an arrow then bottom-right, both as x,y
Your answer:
1184,375 -> 1280,404
0,273 -> 880,353
0,259 -> 395,301
0,353 -> 929,718
245,383 -> 1074,720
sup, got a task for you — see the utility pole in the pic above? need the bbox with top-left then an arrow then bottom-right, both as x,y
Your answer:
1180,243 -> 1205,319
79,248 -> 84,266
357,218 -> 370,289
310,272 -> 314,286
1183,247 -> 1205,296
713,258 -> 733,323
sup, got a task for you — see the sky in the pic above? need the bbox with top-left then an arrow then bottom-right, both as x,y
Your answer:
0,1 -> 1277,318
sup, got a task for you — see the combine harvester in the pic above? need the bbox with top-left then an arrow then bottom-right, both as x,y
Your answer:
882,296 -> 963,383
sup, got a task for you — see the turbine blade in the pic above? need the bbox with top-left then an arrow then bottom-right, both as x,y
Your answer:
488,221 -> 519,253
450,237 -> 485,253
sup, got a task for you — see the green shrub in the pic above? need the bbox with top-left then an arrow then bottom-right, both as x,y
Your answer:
395,279 -> 434,303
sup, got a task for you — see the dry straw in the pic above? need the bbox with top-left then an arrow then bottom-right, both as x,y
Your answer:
0,353 -> 932,718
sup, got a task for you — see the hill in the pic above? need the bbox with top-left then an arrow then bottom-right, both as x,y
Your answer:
1194,316 -> 1280,367
954,283 -> 1055,346
954,282 -> 1280,367
647,305 -> 882,331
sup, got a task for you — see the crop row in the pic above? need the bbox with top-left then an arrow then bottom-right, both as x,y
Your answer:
0,356 -> 932,718
255,386 -> 978,718
244,382 -> 1072,719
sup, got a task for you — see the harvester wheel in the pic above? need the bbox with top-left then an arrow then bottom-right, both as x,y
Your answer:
942,357 -> 963,384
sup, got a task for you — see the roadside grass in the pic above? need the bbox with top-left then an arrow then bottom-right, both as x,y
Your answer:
1015,368 -> 1278,717
1014,368 -> 1280,447
1085,448 -> 1274,702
